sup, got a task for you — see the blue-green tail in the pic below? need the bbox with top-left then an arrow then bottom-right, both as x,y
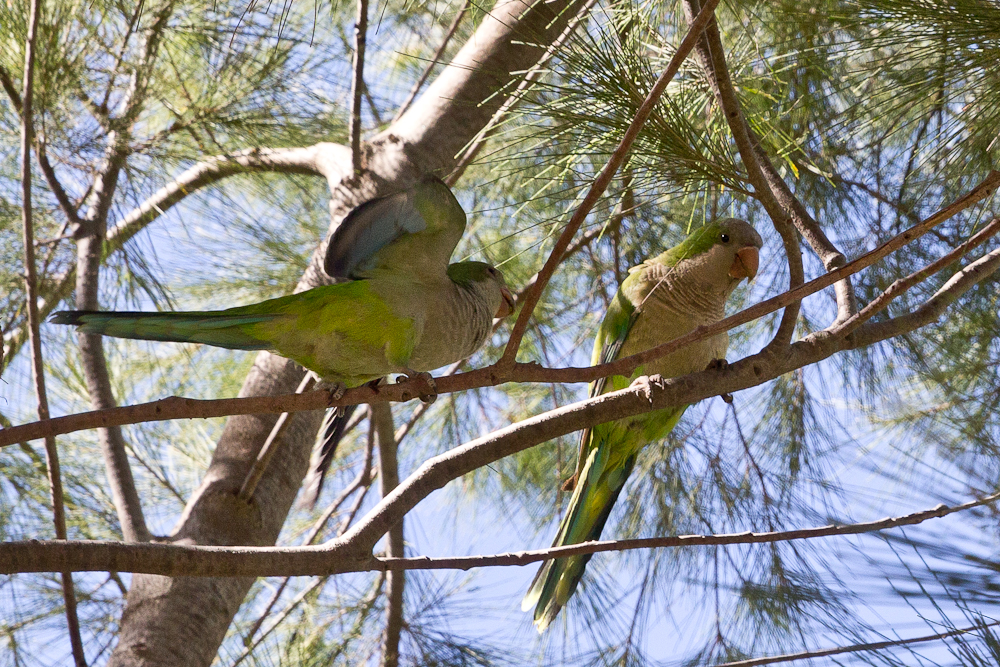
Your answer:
522,441 -> 636,632
50,310 -> 279,351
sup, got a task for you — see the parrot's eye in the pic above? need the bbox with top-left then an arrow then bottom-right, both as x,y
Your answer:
720,233 -> 730,243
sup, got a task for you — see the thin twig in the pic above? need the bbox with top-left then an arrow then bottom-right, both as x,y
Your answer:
394,1 -> 469,122
713,620 -> 1000,667
18,0 -> 86,662
373,403 -> 404,667
238,373 -> 317,502
349,0 -> 369,171
239,444 -> 378,663
497,0 -> 721,368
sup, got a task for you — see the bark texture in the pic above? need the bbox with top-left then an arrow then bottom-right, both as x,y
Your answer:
108,1 -> 587,664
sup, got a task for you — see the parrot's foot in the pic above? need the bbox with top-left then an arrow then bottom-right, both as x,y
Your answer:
705,358 -> 733,403
560,472 -> 578,492
396,370 -> 438,404
320,382 -> 347,406
705,357 -> 728,372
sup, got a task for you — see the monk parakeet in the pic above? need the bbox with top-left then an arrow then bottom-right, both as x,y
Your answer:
52,176 -> 515,495
522,218 -> 762,632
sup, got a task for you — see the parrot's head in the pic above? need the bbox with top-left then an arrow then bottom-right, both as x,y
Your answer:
447,261 -> 516,319
668,218 -> 762,294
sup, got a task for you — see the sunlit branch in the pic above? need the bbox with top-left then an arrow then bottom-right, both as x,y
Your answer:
447,0 -> 598,186
349,0 -> 369,171
105,146 -> 327,252
394,1 -> 470,123
17,0 -> 86,662
5,169 -> 995,449
497,0 -> 720,368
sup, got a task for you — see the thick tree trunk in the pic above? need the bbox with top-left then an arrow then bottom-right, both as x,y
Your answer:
109,1 -> 586,664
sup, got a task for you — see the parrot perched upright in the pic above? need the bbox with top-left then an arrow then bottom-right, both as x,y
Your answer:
52,176 -> 515,499
522,218 -> 762,632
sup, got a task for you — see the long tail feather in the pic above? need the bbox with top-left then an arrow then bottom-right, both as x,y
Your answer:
50,310 -> 277,351
522,439 -> 636,632
301,403 -> 360,508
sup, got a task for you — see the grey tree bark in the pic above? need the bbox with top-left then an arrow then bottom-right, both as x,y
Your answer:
108,1 -> 588,664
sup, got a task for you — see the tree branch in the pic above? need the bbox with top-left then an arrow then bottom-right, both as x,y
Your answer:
104,145 -> 327,252
0,489 -> 995,577
18,0 -> 86,662
681,0 -> 804,347
393,1 -> 470,123
6,169 -> 995,449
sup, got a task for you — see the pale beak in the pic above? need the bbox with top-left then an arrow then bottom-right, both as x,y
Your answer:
496,285 -> 515,318
729,246 -> 759,281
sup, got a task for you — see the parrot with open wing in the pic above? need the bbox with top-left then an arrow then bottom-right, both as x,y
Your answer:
52,175 -> 515,502
522,218 -> 762,632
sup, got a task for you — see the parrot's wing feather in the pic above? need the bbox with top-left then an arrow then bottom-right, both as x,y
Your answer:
571,286 -> 640,484
325,175 -> 466,280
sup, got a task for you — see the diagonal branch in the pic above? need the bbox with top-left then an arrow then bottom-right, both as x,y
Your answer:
446,0 -> 597,186
497,0 -> 721,367
684,0 -> 856,335
713,620 -> 1000,667
681,0 -> 804,347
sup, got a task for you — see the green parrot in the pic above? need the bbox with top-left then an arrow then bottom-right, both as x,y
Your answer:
522,218 -> 762,632
52,176 -> 515,496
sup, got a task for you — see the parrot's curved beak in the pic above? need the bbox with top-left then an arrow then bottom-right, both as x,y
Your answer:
729,246 -> 759,281
496,285 -> 516,319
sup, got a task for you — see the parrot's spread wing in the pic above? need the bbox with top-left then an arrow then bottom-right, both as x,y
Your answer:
325,175 -> 466,281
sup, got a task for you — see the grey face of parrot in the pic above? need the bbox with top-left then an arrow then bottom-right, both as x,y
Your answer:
448,261 -> 515,319
697,218 -> 763,293
490,267 -> 515,318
